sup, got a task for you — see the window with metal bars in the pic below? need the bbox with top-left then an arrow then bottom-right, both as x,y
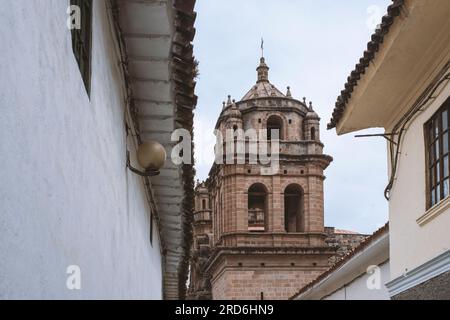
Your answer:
70,0 -> 92,96
425,97 -> 450,209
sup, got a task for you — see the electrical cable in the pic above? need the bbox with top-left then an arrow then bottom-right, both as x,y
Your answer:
384,63 -> 450,200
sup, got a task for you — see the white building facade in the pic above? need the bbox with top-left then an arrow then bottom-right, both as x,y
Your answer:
329,0 -> 450,299
0,0 -> 197,299
292,225 -> 390,300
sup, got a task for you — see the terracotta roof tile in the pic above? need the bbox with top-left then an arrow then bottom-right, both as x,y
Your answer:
334,229 -> 360,235
172,0 -> 198,300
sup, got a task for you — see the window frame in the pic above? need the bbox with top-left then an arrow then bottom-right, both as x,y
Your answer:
425,97 -> 450,209
70,0 -> 93,96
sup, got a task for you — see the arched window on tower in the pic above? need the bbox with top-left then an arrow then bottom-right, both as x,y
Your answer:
248,183 -> 267,232
202,199 -> 206,210
311,127 -> 316,140
266,115 -> 283,140
284,184 -> 304,232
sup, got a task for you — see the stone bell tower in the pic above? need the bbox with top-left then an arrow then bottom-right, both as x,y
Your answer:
188,55 -> 335,300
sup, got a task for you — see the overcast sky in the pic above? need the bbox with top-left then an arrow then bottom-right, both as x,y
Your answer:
192,0 -> 391,234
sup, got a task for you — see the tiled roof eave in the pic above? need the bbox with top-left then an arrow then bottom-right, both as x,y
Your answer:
327,0 -> 405,130
113,0 -> 197,300
167,0 -> 197,300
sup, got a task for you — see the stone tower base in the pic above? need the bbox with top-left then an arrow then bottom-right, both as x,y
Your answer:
208,249 -> 334,300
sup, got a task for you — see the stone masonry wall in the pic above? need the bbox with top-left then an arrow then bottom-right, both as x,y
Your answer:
325,227 -> 369,265
212,268 -> 326,300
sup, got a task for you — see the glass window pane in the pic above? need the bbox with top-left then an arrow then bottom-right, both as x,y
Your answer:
436,142 -> 440,160
435,119 -> 440,138
444,179 -> 449,198
444,156 -> 449,177
444,133 -> 449,154
443,110 -> 448,130
430,165 -> 435,186
431,188 -> 436,206
430,143 -> 435,163
437,184 -> 441,202
436,162 -> 440,183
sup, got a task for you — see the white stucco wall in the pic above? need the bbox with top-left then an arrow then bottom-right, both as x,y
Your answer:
324,261 -> 390,300
0,0 -> 162,299
387,80 -> 450,279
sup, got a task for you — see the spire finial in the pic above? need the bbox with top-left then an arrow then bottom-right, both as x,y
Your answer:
227,95 -> 232,105
309,101 -> 314,111
303,97 -> 306,104
256,56 -> 269,83
286,86 -> 292,98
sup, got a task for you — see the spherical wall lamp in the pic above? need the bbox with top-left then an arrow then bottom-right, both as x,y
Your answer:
127,141 -> 166,176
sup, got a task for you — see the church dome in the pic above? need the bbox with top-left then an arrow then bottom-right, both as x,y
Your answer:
216,54 -> 310,130
241,57 -> 287,101
305,102 -> 320,120
220,95 -> 241,117
196,181 -> 208,191
224,100 -> 242,118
